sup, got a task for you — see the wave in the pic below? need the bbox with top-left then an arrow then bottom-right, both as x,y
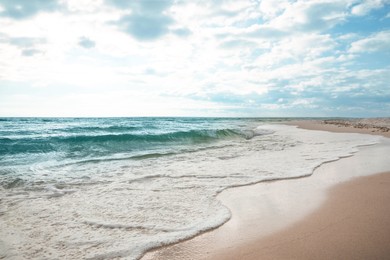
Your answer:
1,128 -> 245,145
58,125 -> 145,133
0,128 -> 254,156
59,129 -> 244,143
0,138 -> 56,155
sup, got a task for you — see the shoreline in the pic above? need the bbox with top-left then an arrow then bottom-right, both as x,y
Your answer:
210,171 -> 390,260
142,120 -> 390,260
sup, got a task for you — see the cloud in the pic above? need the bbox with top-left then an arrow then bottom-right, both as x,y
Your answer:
259,0 -> 290,20
107,0 -> 179,41
245,26 -> 288,39
252,33 -> 336,70
0,0 -> 60,20
219,39 -> 257,49
268,1 -> 350,32
349,30 -> 390,53
351,0 -> 387,16
213,1 -> 350,41
78,36 -> 95,49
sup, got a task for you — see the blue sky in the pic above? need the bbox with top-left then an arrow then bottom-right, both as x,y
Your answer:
0,0 -> 389,117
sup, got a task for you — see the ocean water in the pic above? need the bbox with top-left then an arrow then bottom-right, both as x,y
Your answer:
0,117 -> 380,259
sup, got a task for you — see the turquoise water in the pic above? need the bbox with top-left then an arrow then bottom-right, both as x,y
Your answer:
0,117 -> 281,188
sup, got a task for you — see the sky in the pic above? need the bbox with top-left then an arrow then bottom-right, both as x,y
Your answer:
0,0 -> 389,117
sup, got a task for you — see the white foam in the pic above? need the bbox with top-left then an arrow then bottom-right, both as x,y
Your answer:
0,125 -> 382,259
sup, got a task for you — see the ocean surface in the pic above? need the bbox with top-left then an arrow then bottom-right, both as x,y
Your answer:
0,117 -> 380,259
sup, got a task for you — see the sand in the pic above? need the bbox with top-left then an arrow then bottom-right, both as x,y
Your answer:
211,172 -> 390,260
289,118 -> 390,138
142,120 -> 390,260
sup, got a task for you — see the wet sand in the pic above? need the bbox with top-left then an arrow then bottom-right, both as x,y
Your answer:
211,172 -> 390,260
142,120 -> 390,260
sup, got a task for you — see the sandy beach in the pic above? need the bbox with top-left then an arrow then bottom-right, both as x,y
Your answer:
210,172 -> 390,260
290,118 -> 390,138
1,119 -> 389,259
142,119 -> 390,260
1,1 -> 389,258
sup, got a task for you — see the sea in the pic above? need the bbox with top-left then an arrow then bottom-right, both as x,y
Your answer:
0,117 -> 380,259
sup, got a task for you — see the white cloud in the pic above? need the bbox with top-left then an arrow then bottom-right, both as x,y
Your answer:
267,0 -> 350,32
259,0 -> 290,20
253,33 -> 336,70
291,98 -> 318,107
62,0 -> 105,13
349,30 -> 390,53
351,0 -> 387,16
